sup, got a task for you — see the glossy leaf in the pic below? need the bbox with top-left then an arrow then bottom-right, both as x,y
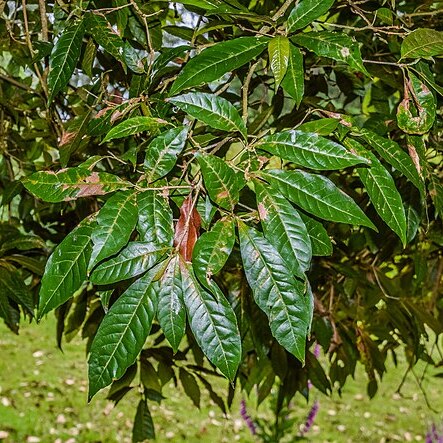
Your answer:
169,93 -> 247,139
256,130 -> 368,170
196,153 -> 244,210
170,36 -> 268,95
157,255 -> 186,353
144,126 -> 189,181
137,190 -> 174,247
281,44 -> 305,107
268,36 -> 290,90
299,212 -> 333,256
357,129 -> 424,194
255,181 -> 312,278
238,222 -> 312,362
0,265 -> 34,316
22,168 -> 131,203
48,21 -> 85,104
90,190 -> 138,267
262,169 -> 376,229
88,267 -> 159,399
287,0 -> 335,32
401,28 -> 443,59
102,117 -> 165,143
345,139 -> 407,244
192,218 -> 235,288
298,118 -> 339,136
38,219 -> 94,320
397,72 -> 436,134
181,262 -> 241,381
292,31 -> 369,75
85,12 -> 125,64
90,242 -> 169,285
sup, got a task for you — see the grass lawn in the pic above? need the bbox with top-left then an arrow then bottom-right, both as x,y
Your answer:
0,317 -> 441,442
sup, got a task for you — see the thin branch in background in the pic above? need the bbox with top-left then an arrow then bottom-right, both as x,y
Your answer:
38,0 -> 48,42
242,61 -> 259,124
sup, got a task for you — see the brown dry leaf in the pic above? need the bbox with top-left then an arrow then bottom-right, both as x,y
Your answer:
173,194 -> 201,262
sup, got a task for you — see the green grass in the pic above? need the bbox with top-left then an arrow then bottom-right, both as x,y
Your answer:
0,318 -> 441,442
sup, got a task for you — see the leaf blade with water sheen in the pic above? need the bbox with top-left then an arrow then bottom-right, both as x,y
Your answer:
48,21 -> 85,104
90,190 -> 138,267
88,268 -> 159,399
169,93 -> 247,139
281,44 -> 305,106
287,0 -> 335,32
38,219 -> 94,320
181,262 -> 241,380
192,218 -> 235,288
170,36 -> 268,95
255,181 -> 312,278
292,31 -> 369,75
262,169 -> 376,229
196,153 -> 244,210
137,190 -> 174,247
268,36 -> 290,90
90,242 -> 169,285
157,255 -> 186,353
238,222 -> 312,362
144,126 -> 189,181
256,130 -> 368,170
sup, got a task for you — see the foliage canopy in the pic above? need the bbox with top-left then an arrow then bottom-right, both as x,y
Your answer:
1,0 -> 442,440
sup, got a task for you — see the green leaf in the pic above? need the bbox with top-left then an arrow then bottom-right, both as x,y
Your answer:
157,255 -> 186,353
192,218 -> 235,288
292,31 -> 369,75
345,139 -> 407,244
397,72 -> 436,134
255,181 -> 312,278
357,129 -> 424,194
90,242 -> 169,285
88,267 -> 159,399
144,126 -> 188,182
48,20 -> 85,104
262,169 -> 376,229
255,130 -> 368,170
22,168 -> 131,203
238,222 -> 312,362
85,12 -> 125,64
137,190 -> 174,247
132,399 -> 155,442
169,93 -> 247,139
102,117 -> 165,143
0,265 -> 34,316
90,190 -> 138,267
287,0 -> 335,32
298,118 -> 339,136
181,261 -> 241,380
196,153 -> 245,210
268,36 -> 290,90
179,368 -> 201,408
38,219 -> 94,320
281,44 -> 305,107
299,212 -> 332,256
170,36 -> 268,95
429,173 -> 443,219
401,28 -> 443,59
81,38 -> 96,78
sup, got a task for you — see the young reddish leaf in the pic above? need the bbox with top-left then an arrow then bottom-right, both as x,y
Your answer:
174,195 -> 201,262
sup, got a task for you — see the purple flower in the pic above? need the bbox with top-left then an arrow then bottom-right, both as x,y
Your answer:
314,343 -> 321,359
240,399 -> 257,435
301,400 -> 320,436
425,422 -> 443,442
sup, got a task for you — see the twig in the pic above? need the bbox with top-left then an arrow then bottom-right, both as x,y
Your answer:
38,0 -> 48,42
242,61 -> 259,124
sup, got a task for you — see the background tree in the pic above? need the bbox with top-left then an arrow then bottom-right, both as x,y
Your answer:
0,0 -> 442,440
